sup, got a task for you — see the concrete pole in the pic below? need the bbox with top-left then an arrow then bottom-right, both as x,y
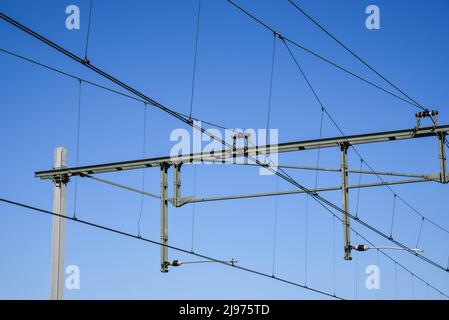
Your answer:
50,147 -> 68,300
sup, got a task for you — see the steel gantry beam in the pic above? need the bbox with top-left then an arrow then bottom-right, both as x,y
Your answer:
35,125 -> 449,271
35,125 -> 449,179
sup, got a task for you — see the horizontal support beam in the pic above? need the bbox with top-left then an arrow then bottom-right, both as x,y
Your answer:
206,161 -> 438,181
175,178 -> 430,205
35,125 -> 449,179
82,174 -> 160,199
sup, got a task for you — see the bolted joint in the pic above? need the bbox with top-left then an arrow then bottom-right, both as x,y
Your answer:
159,162 -> 171,170
160,260 -> 170,273
344,246 -> 353,260
52,174 -> 69,186
339,141 -> 350,151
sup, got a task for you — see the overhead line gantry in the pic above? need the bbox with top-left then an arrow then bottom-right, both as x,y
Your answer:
36,124 -> 449,279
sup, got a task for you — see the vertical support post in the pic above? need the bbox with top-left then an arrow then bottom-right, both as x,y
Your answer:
244,133 -> 249,158
340,143 -> 352,260
173,162 -> 182,207
232,135 -> 237,164
50,147 -> 68,300
437,133 -> 447,183
160,163 -> 170,272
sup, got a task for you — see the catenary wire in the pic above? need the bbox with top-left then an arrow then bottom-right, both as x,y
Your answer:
230,0 -> 449,182
0,47 -> 229,131
287,0 -> 449,196
188,0 -> 203,250
188,0 -> 202,120
225,0 -> 421,109
84,0 -> 94,60
271,176 -> 279,276
137,103 -> 148,237
1,11 -> 447,274
72,79 -> 82,219
266,31 -> 277,142
0,197 -> 342,300
287,0 -> 426,111
281,38 -> 449,239
1,4 -> 446,300
4,196 -> 447,298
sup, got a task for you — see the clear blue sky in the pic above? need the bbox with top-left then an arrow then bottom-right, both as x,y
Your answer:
0,0 -> 448,299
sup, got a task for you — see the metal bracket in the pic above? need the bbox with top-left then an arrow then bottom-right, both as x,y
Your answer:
169,196 -> 194,207
173,162 -> 182,207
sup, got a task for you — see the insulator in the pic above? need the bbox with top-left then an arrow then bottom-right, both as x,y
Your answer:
415,109 -> 438,119
171,260 -> 182,267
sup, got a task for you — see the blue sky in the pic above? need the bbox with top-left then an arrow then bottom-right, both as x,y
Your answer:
0,0 -> 448,299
